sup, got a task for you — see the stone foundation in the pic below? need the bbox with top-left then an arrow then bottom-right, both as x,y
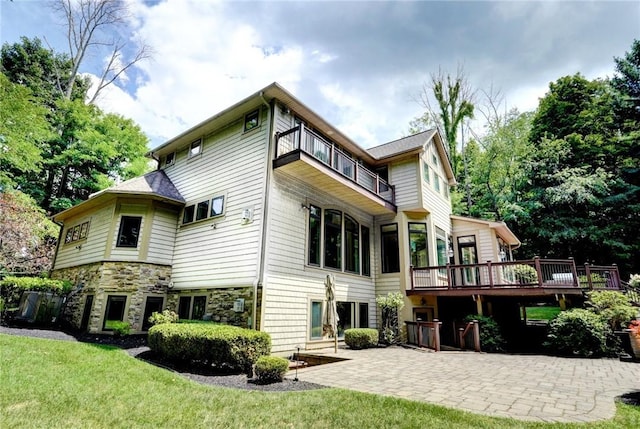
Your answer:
166,287 -> 254,328
51,261 -> 172,333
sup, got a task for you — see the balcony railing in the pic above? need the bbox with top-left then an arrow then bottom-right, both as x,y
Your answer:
275,125 -> 394,203
410,258 -> 622,292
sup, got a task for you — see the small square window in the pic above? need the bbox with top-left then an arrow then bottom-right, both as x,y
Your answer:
165,152 -> 175,166
189,139 -> 202,158
116,216 -> 142,248
210,196 -> 225,217
65,229 -> 73,243
196,200 -> 209,221
244,109 -> 259,132
432,154 -> 438,166
182,205 -> 195,224
72,225 -> 80,241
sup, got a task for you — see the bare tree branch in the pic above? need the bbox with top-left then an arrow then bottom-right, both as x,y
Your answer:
50,0 -> 150,101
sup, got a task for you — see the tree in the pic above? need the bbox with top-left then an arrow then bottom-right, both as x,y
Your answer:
1,38 -> 151,213
0,190 -> 59,275
417,66 -> 475,178
0,73 -> 51,188
459,110 -> 534,222
51,0 -> 151,103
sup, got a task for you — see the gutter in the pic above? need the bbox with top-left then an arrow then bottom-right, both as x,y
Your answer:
252,92 -> 274,330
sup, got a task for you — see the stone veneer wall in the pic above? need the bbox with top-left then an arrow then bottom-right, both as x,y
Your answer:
166,287 -> 254,328
51,261 -> 172,333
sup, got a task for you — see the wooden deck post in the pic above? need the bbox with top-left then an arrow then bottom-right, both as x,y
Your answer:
569,257 -> 579,287
409,265 -> 414,290
534,256 -> 543,287
434,319 -> 441,352
487,260 -> 494,288
584,263 -> 593,290
473,320 -> 481,352
446,263 -> 452,289
298,123 -> 304,151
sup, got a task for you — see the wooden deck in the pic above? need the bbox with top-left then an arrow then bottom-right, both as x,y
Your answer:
408,258 -> 622,297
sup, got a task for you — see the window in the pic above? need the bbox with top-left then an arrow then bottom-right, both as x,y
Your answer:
432,153 -> 438,166
182,205 -> 195,224
409,223 -> 428,267
116,216 -> 142,248
307,206 -> 370,275
178,295 -> 208,320
103,295 -> 127,330
324,210 -> 342,269
308,205 -> 321,266
65,221 -> 90,244
436,227 -> 448,274
422,161 -> 430,184
189,139 -> 202,158
244,109 -> 259,132
359,303 -> 369,328
361,226 -> 370,276
381,223 -> 400,273
210,196 -> 224,217
310,301 -> 323,339
164,152 -> 175,166
434,175 -> 441,193
196,200 -> 209,221
344,215 -> 359,273
182,195 -> 225,225
337,301 -> 354,337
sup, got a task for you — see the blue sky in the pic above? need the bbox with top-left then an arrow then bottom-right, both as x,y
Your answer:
2,0 -> 639,148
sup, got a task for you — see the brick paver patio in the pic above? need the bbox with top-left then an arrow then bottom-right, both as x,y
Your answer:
293,346 -> 640,423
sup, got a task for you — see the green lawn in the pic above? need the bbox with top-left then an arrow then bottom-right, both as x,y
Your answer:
524,306 -> 562,320
1,334 -> 638,428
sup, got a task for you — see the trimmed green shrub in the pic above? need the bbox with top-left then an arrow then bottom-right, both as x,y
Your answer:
148,309 -> 179,326
254,356 -> 289,383
545,309 -> 609,357
109,321 -> 131,337
0,276 -> 72,315
344,328 -> 379,349
463,315 -> 506,352
148,323 -> 271,373
586,290 -> 636,330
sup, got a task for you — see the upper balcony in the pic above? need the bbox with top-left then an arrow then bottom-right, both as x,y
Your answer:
273,125 -> 396,215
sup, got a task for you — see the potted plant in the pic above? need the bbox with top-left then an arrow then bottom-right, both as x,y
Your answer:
628,320 -> 640,359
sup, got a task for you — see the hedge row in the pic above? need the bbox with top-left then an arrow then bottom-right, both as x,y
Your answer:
148,323 -> 271,373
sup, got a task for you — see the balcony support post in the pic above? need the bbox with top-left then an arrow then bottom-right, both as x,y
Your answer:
487,260 -> 493,288
534,256 -> 543,287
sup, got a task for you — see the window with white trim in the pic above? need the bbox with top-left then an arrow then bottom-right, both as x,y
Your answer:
189,139 -> 202,158
164,152 -> 175,166
116,216 -> 142,248
182,194 -> 226,225
244,109 -> 260,132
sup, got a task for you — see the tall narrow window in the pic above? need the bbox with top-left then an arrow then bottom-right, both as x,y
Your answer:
359,303 -> 369,328
192,296 -> 207,320
361,226 -> 370,276
344,215 -> 359,273
116,216 -> 142,248
308,205 -> 321,266
178,296 -> 191,320
409,223 -> 428,267
422,161 -> 430,184
103,295 -> 127,330
324,209 -> 342,269
381,223 -> 400,273
436,227 -> 448,276
310,301 -> 323,339
336,301 -> 354,337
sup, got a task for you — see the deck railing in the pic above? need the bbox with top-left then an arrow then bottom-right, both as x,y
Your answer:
405,320 -> 442,351
275,125 -> 395,203
410,258 -> 622,291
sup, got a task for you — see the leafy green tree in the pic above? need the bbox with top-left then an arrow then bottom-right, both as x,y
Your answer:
1,37 -> 150,213
0,190 -> 59,275
0,73 -> 52,188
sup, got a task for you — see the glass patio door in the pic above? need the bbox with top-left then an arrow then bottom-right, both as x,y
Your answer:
458,236 -> 479,286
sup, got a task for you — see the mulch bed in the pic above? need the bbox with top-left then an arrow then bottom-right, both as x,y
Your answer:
1,325 -> 326,392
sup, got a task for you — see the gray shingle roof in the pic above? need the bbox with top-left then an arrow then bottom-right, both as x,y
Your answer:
367,129 -> 436,159
97,170 -> 185,203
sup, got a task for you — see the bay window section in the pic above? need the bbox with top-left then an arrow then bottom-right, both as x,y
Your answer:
381,223 -> 400,273
308,205 -> 321,266
324,210 -> 342,269
436,227 -> 448,275
344,215 -> 359,273
409,222 -> 428,267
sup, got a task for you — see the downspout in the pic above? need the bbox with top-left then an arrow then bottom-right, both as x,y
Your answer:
252,92 -> 274,330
